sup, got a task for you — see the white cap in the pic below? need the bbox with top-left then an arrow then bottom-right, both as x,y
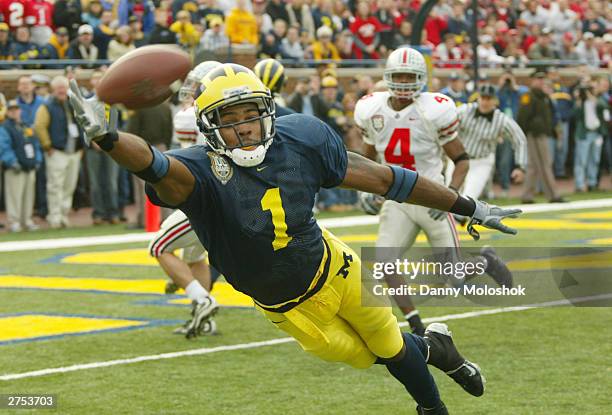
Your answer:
78,24 -> 94,35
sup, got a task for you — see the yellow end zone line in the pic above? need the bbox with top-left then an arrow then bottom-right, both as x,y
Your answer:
2,293 -> 611,381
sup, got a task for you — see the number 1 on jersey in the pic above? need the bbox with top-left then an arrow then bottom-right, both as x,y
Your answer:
261,188 -> 292,251
384,128 -> 415,169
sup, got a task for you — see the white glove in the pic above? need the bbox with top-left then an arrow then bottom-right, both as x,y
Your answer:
358,191 -> 384,215
427,208 -> 446,221
68,79 -> 117,146
467,199 -> 522,240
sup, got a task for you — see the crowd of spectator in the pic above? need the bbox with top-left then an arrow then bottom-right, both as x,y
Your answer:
0,0 -> 610,68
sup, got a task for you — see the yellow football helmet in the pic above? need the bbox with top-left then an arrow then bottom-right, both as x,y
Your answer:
194,63 -> 276,167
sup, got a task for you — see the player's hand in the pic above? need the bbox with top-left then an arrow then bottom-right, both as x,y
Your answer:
467,199 -> 522,240
428,208 -> 446,221
358,192 -> 384,215
68,79 -> 117,145
510,168 -> 524,184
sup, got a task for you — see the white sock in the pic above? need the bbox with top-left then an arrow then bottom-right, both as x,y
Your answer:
185,280 -> 209,304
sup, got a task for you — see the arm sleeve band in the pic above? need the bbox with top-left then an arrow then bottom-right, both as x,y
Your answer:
384,165 -> 419,202
449,195 -> 476,216
132,144 -> 170,183
452,152 -> 470,164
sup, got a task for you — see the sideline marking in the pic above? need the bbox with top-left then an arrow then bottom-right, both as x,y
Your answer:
1,199 -> 611,252
2,293 -> 610,381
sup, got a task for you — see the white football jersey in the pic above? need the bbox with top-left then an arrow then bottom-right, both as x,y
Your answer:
354,91 -> 459,183
173,107 -> 206,148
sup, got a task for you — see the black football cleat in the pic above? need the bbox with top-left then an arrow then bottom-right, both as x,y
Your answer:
416,401 -> 449,414
480,246 -> 513,288
424,323 -> 485,397
185,297 -> 219,339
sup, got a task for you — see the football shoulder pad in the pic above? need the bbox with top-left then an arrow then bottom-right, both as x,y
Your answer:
418,92 -> 460,142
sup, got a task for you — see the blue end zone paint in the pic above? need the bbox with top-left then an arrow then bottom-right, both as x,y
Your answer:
39,253 -> 73,264
134,296 -> 253,310
0,312 -> 184,346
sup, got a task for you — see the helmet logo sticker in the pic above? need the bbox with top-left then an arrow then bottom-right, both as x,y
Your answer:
371,114 -> 385,133
207,151 -> 234,185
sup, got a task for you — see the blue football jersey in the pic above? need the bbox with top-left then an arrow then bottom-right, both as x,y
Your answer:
146,114 -> 348,305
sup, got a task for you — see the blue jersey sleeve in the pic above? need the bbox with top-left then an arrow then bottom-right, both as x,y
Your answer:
144,146 -> 209,213
277,114 -> 348,189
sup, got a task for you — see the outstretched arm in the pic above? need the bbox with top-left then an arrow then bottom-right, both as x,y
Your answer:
341,152 -> 521,240
68,80 -> 194,206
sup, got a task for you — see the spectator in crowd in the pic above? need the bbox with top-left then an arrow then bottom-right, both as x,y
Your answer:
32,74 -> 51,100
350,0 -> 383,60
198,16 -> 228,53
16,75 -> 45,127
82,0 -> 104,28
126,101 -> 173,228
319,76 -> 345,133
519,0 -> 548,27
280,25 -> 304,61
581,7 -> 607,38
557,32 -> 580,63
9,26 -> 39,63
225,0 -> 258,46
119,0 -> 155,34
266,0 -> 289,26
29,0 -> 55,47
392,19 -> 412,49
0,100 -> 43,232
34,76 -> 84,228
477,34 -> 504,66
197,0 -> 224,29
128,15 -> 147,47
375,0 -> 400,51
259,31 -> 281,58
107,25 -> 135,61
93,10 -> 116,60
170,10 -> 200,50
440,72 -> 468,106
0,93 -> 5,123
148,9 -> 177,45
310,25 -> 340,63
518,71 -> 565,203
53,0 -> 83,39
39,27 -> 71,68
447,1 -> 468,35
0,23 -> 10,63
253,0 -> 273,36
547,0 -> 580,43
435,33 -> 463,68
84,70 -> 120,224
548,68 -> 573,178
67,24 -> 100,67
527,27 -> 558,61
286,0 -> 315,41
335,29 -> 356,60
287,76 -> 327,117
576,32 -> 601,69
572,79 -> 609,192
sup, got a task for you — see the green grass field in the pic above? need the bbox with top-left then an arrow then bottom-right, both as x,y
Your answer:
0,202 -> 611,414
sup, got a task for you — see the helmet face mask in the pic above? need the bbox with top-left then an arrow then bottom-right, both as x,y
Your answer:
384,47 -> 427,100
194,64 -> 276,167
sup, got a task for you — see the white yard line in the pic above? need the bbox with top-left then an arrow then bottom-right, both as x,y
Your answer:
2,198 -> 611,253
2,293 -> 610,382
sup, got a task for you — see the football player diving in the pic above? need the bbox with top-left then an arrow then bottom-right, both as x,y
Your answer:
68,63 -> 521,414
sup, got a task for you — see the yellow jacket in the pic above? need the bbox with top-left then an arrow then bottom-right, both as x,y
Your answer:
311,41 -> 340,61
170,21 -> 200,48
225,8 -> 258,45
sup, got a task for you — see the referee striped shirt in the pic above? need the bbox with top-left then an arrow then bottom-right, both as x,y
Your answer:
457,103 -> 528,169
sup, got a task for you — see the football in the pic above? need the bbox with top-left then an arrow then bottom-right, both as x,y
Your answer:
95,45 -> 192,109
